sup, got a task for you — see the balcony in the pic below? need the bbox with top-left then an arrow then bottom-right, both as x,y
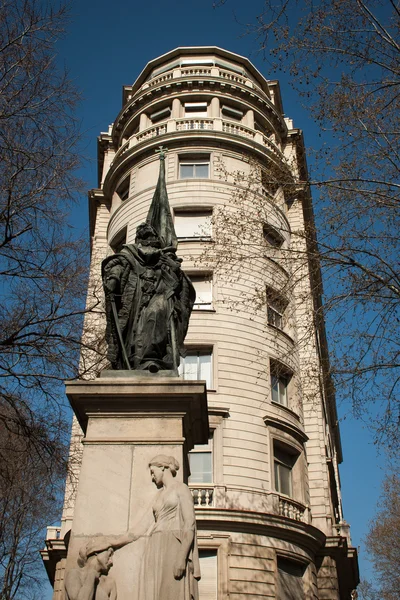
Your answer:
111,117 -> 284,167
140,66 -> 262,95
189,485 -> 310,524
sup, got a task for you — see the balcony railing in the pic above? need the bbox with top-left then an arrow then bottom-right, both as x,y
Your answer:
136,123 -> 167,143
46,526 -> 61,540
142,66 -> 261,93
111,118 -> 284,165
176,118 -> 214,131
278,496 -> 306,522
190,485 -> 214,507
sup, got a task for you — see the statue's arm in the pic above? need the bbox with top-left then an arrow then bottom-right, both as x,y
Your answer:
84,534 -> 134,558
173,485 -> 196,580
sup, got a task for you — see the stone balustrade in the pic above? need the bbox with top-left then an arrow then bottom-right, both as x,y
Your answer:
111,117 -> 284,166
189,485 -> 308,524
190,485 -> 214,507
143,66 -> 259,92
176,118 -> 214,131
180,67 -> 212,77
278,496 -> 306,522
46,525 -> 61,540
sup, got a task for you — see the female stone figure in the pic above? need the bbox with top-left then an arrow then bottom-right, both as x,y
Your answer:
138,455 -> 200,600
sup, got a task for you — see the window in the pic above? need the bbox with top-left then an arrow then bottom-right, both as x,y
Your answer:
266,287 -> 287,331
271,373 -> 289,406
116,176 -> 130,202
277,557 -> 306,600
189,434 -> 213,484
150,106 -> 171,123
110,227 -> 127,253
179,349 -> 212,388
179,155 -> 210,179
174,210 -> 212,239
263,223 -> 284,247
190,274 -> 213,310
198,550 -> 217,600
274,444 -> 295,497
221,104 -> 244,120
270,361 -> 291,407
184,102 -> 208,118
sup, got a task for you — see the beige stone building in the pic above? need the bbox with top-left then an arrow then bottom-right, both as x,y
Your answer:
42,47 -> 359,599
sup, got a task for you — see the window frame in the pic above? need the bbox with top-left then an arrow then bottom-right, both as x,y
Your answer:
189,272 -> 213,310
178,347 -> 213,389
109,226 -> 127,253
266,286 -> 287,332
276,555 -> 307,600
189,433 -> 213,485
274,446 -> 294,497
270,360 -> 292,408
184,102 -> 208,118
178,153 -> 210,180
174,208 -> 212,241
263,223 -> 284,247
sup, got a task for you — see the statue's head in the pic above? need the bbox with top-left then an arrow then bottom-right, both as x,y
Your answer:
149,455 -> 179,487
135,222 -> 161,247
77,545 -> 114,573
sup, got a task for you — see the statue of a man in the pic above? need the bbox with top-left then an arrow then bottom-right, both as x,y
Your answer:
102,221 -> 194,371
102,148 -> 195,372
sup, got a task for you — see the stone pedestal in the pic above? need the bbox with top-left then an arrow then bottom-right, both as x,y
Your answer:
64,375 -> 208,599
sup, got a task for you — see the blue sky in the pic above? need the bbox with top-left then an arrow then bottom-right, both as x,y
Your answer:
48,0 -> 387,591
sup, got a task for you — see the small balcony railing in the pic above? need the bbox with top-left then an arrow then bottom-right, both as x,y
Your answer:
176,118 -> 214,131
278,496 -> 306,522
190,485 -> 214,507
46,526 -> 61,540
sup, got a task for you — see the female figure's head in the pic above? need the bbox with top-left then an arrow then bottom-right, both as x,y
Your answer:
148,455 -> 180,488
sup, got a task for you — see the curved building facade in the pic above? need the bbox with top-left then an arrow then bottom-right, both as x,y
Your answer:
43,47 -> 359,599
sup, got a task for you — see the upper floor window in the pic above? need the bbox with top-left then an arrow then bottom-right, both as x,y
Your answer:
270,360 -> 292,407
221,104 -> 244,121
184,102 -> 208,118
110,227 -> 127,253
274,443 -> 296,497
174,209 -> 212,240
116,176 -> 130,202
179,348 -> 212,389
189,434 -> 213,484
263,223 -> 284,247
266,287 -> 287,331
179,155 -> 210,179
149,106 -> 171,123
190,274 -> 213,310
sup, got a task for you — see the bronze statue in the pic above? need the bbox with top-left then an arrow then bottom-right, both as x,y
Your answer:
102,149 -> 195,372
